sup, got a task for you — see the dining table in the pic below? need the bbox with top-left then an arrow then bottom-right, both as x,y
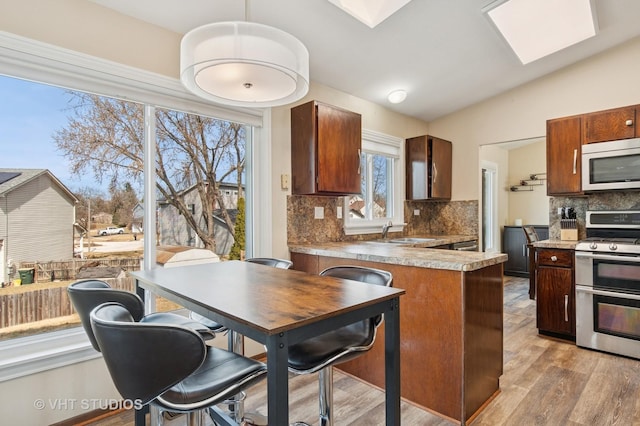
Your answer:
129,260 -> 405,425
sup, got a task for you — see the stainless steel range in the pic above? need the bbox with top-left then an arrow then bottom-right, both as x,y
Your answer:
575,210 -> 640,359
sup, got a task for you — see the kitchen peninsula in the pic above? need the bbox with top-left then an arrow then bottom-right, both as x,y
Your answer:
289,240 -> 507,425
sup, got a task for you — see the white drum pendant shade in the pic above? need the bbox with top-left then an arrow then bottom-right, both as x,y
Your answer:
181,21 -> 309,107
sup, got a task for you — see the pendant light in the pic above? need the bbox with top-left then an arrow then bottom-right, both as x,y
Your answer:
180,1 -> 309,108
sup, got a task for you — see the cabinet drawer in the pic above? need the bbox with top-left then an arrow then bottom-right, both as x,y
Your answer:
537,248 -> 573,268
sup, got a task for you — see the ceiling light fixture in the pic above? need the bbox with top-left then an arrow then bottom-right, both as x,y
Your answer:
180,2 -> 309,108
484,0 -> 598,65
388,89 -> 407,104
328,0 -> 413,28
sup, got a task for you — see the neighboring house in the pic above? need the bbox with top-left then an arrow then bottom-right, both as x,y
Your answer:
157,182 -> 243,256
131,202 -> 143,234
348,195 -> 385,219
0,168 -> 78,284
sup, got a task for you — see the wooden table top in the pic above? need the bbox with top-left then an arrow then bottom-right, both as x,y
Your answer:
130,260 -> 405,335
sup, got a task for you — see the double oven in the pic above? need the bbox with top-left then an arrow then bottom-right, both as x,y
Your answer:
575,210 -> 640,359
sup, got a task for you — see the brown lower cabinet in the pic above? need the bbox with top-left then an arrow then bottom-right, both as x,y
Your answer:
535,248 -> 576,338
290,252 -> 504,425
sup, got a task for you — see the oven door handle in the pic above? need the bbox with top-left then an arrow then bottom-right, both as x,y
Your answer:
575,252 -> 640,263
577,286 -> 640,301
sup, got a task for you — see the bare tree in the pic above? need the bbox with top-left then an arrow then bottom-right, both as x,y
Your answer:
54,93 -> 245,251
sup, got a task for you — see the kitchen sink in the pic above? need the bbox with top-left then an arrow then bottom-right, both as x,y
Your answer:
382,237 -> 436,244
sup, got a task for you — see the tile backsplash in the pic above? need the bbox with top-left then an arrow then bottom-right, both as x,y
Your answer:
549,191 -> 640,240
287,195 -> 479,244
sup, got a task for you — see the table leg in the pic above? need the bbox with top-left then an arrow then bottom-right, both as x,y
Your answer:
266,333 -> 289,425
385,297 -> 401,425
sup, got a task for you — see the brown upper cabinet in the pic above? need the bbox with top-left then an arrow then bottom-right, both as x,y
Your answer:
547,116 -> 582,196
582,106 -> 638,144
405,135 -> 452,200
291,100 -> 362,195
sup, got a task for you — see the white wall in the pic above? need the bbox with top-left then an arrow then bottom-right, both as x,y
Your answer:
429,35 -> 640,201
507,140 -> 548,226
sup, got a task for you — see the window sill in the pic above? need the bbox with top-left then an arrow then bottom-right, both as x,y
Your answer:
0,328 -> 99,383
343,222 -> 405,236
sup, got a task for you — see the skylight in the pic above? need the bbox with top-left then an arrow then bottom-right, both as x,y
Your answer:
328,0 -> 413,28
485,0 -> 598,64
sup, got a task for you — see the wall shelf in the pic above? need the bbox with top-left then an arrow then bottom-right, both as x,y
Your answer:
509,173 -> 546,192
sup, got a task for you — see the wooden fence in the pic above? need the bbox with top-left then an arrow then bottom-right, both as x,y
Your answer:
0,275 -> 134,329
19,257 -> 142,283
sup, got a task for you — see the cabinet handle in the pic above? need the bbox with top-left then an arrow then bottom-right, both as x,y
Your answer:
572,149 -> 577,175
550,255 -> 558,262
626,119 -> 633,126
357,149 -> 361,175
433,162 -> 438,184
522,244 -> 526,257
564,295 -> 569,322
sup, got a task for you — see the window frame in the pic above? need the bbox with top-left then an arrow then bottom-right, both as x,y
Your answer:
344,129 -> 405,235
0,32 -> 270,382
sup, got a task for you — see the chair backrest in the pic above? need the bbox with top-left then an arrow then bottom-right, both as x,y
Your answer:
245,257 -> 293,269
319,265 -> 393,327
523,226 -> 539,244
67,279 -> 146,351
90,302 -> 206,405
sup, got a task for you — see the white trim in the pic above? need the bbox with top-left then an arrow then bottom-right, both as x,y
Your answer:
249,109 -> 273,257
0,31 -> 263,127
0,31 -> 270,380
0,329 -> 99,383
344,129 -> 405,235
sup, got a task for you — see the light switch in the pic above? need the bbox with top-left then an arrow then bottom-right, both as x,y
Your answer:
337,206 -> 343,219
314,206 -> 324,219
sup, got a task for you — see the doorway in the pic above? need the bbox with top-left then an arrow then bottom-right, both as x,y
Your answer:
481,161 -> 498,253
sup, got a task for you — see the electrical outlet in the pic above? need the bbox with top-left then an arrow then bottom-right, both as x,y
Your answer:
414,209 -> 420,216
280,174 -> 290,190
314,206 -> 324,219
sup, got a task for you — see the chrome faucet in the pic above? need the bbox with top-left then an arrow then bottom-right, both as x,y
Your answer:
381,221 -> 393,239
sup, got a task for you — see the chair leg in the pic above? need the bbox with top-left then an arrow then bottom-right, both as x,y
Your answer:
187,409 -> 206,426
318,366 -> 333,426
149,405 -> 164,426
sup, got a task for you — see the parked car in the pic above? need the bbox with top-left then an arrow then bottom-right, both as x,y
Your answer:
97,226 -> 125,236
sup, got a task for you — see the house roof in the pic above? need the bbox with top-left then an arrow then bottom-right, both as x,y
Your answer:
0,168 -> 78,202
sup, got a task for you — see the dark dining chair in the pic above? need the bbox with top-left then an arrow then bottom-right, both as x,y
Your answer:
90,301 -> 267,426
67,279 -> 214,352
522,226 -> 539,299
287,265 -> 393,426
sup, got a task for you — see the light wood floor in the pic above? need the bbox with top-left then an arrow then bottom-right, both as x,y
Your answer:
84,276 -> 640,425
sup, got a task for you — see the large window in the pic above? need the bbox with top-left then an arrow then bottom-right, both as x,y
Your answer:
344,130 -> 405,235
0,33 -> 267,381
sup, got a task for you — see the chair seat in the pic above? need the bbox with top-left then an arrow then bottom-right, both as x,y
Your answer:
157,347 -> 266,409
189,311 -> 227,333
287,321 -> 374,372
142,312 -> 215,340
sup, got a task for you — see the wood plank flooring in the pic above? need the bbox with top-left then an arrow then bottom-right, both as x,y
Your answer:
82,276 -> 640,425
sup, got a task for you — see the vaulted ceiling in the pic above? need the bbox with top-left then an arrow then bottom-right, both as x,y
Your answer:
90,0 -> 640,122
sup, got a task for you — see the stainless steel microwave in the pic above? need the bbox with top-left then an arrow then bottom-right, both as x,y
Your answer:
582,137 -> 640,191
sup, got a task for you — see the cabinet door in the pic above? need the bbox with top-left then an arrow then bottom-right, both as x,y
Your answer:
583,106 -> 636,144
316,103 -> 361,194
536,266 -> 575,336
406,135 -> 452,200
503,227 -> 528,276
430,136 -> 452,199
547,116 -> 582,195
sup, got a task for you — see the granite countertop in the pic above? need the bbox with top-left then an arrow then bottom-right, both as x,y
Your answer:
289,235 -> 507,272
532,239 -> 578,250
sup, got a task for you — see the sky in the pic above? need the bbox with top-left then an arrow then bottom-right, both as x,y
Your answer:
0,74 -> 107,194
